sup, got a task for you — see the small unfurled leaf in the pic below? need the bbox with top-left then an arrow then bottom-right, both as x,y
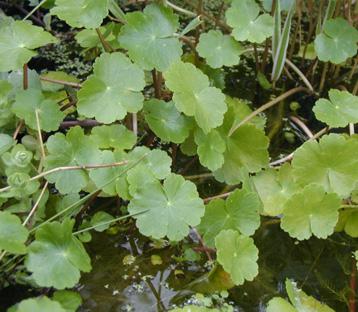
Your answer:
119,4 -> 182,71
197,30 -> 243,68
252,164 -> 300,216
12,89 -> 64,132
314,18 -> 358,64
313,89 -> 358,128
51,0 -> 109,29
292,134 -> 358,198
26,219 -> 91,289
143,99 -> 191,144
9,296 -> 66,312
0,211 -> 28,254
1,144 -> 33,175
226,0 -> 274,43
195,129 -> 226,171
44,126 -> 102,194
128,173 -> 204,241
215,229 -> 259,285
91,125 -> 136,150
4,172 -> 40,199
0,19 -> 57,72
77,52 -> 145,124
281,184 -> 341,240
164,61 -> 227,134
198,189 -> 261,247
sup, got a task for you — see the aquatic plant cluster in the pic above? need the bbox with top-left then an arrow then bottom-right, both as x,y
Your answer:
0,0 -> 357,310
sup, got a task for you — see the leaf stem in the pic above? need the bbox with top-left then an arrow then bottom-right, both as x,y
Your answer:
228,86 -> 309,136
23,0 -> 47,21
203,191 -> 233,203
40,76 -> 82,89
165,0 -> 196,16
289,116 -> 314,138
95,28 -> 114,53
35,110 -> 46,161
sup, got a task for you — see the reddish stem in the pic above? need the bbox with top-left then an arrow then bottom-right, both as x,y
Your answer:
349,258 -> 357,312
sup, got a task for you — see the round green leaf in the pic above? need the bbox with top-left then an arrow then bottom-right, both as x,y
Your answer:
314,18 -> 358,64
26,219 -> 91,289
90,124 -> 136,150
343,211 -> 358,237
252,164 -> 300,216
215,229 -> 259,285
10,297 -> 66,312
44,126 -> 102,194
53,290 -> 82,312
0,19 -> 57,72
90,211 -> 114,232
281,184 -> 341,240
0,211 -> 28,254
197,30 -> 243,68
194,129 -> 226,171
51,0 -> 109,29
0,133 -> 15,155
292,134 -> 358,198
12,89 -> 64,132
164,61 -> 227,134
128,173 -> 205,241
266,298 -> 296,312
226,0 -> 274,43
198,188 -> 261,247
143,99 -> 191,144
77,52 -> 145,124
313,89 -> 358,128
119,4 -> 182,71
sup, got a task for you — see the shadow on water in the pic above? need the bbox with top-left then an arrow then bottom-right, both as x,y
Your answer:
79,221 -> 356,311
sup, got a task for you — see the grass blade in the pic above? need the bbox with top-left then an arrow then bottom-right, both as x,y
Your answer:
272,0 -> 281,60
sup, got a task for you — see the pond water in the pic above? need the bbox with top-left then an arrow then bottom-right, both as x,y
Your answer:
78,220 -> 355,311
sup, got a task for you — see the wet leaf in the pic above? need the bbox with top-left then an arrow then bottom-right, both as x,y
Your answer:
26,219 -> 91,289
0,211 -> 28,254
197,30 -> 243,68
215,229 -> 259,285
128,173 -> 204,241
314,18 -> 358,64
119,4 -> 182,71
281,184 -> 341,240
77,52 -> 145,124
164,61 -> 227,134
313,89 -> 358,128
226,0 -> 274,43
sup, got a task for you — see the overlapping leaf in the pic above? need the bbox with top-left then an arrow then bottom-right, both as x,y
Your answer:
197,30 -> 243,68
44,126 -> 102,194
12,89 -> 64,132
90,125 -> 136,150
9,297 -> 66,312
77,52 -> 145,124
164,61 -> 227,133
226,0 -> 274,43
314,18 -> 358,64
281,184 -> 341,240
51,0 -> 109,29
0,19 -> 57,72
128,173 -> 204,241
292,134 -> 358,197
215,229 -> 259,285
25,219 -> 91,289
143,99 -> 191,143
313,89 -> 358,128
119,4 -> 182,71
198,189 -> 261,247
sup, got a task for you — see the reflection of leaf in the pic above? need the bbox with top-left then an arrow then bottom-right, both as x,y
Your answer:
12,89 -> 64,132
313,89 -> 358,128
0,19 -> 57,71
164,61 -> 227,134
26,219 -> 91,289
197,30 -> 242,68
0,211 -> 28,254
281,184 -> 340,240
128,173 -> 204,241
119,4 -> 182,71
314,18 -> 358,64
77,52 -> 145,124
215,229 -> 259,285
292,134 -> 358,197
226,0 -> 274,43
51,0 -> 109,29
198,189 -> 261,247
